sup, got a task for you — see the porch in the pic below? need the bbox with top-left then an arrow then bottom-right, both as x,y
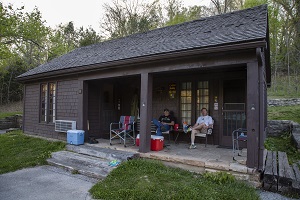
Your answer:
85,138 -> 261,186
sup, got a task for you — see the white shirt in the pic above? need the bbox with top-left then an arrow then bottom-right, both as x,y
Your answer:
196,115 -> 213,126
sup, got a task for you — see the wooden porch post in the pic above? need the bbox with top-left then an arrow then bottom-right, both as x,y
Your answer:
139,73 -> 153,153
258,49 -> 267,171
77,80 -> 88,135
246,62 -> 260,168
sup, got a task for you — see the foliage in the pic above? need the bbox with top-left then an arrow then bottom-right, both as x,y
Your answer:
202,171 -> 236,184
0,3 -> 102,105
268,75 -> 300,98
164,0 -> 207,26
210,0 -> 241,14
101,0 -> 162,39
0,130 -> 65,174
267,105 -> 300,123
78,27 -> 102,47
89,159 -> 259,200
264,132 -> 300,164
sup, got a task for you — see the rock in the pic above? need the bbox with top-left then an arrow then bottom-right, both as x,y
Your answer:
267,120 -> 292,137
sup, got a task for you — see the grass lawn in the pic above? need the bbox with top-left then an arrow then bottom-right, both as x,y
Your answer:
267,105 -> 300,123
266,105 -> 300,164
89,159 -> 259,200
0,130 -> 65,174
0,111 -> 22,119
265,132 -> 300,164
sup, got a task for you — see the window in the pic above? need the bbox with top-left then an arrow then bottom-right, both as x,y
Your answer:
196,81 -> 209,117
40,83 -> 56,123
180,82 -> 192,124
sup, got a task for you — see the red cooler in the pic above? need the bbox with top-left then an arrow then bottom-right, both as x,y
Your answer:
136,134 -> 140,146
151,135 -> 164,151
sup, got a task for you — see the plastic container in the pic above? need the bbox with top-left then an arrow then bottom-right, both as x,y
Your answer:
151,135 -> 164,151
67,130 -> 85,145
136,134 -> 140,146
174,124 -> 179,131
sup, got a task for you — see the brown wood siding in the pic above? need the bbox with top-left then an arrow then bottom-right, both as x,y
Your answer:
23,84 -> 40,134
23,84 -> 65,140
23,79 -> 79,140
56,79 -> 79,122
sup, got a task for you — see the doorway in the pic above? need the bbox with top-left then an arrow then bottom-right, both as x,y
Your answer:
220,79 -> 246,146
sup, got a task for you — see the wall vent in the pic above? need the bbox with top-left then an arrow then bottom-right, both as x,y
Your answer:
55,120 -> 76,132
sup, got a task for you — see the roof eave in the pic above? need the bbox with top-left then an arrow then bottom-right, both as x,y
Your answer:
17,39 -> 267,83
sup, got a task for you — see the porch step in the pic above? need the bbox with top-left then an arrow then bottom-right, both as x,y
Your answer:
66,144 -> 139,161
47,145 -> 140,179
47,151 -> 113,179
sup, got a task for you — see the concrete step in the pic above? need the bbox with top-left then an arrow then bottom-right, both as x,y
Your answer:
47,151 -> 114,179
66,144 -> 139,161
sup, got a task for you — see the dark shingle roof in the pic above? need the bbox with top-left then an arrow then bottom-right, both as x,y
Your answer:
18,5 -> 268,79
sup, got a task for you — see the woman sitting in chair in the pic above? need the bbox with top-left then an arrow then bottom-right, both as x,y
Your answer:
152,108 -> 175,136
189,107 -> 213,149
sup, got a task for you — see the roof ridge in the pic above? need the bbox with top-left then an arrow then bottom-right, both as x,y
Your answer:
71,4 -> 267,52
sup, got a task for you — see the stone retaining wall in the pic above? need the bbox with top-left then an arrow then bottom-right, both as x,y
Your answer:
292,122 -> 300,149
268,98 -> 300,107
0,114 -> 23,130
267,120 -> 292,137
267,120 -> 300,150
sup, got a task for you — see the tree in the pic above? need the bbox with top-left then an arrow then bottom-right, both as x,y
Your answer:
101,0 -> 162,39
164,0 -> 207,26
210,0 -> 239,14
78,27 -> 102,47
273,0 -> 300,74
48,23 -> 102,60
0,3 -> 49,104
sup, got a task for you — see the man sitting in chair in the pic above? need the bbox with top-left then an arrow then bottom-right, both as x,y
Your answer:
189,107 -> 213,149
152,108 -> 175,136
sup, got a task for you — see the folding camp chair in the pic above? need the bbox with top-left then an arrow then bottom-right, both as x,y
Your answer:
195,119 -> 214,147
110,116 -> 135,147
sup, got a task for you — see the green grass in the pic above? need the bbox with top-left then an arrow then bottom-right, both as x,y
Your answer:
267,105 -> 300,123
0,112 -> 22,119
266,105 -> 300,164
89,159 -> 259,200
264,132 -> 300,164
0,130 -> 65,174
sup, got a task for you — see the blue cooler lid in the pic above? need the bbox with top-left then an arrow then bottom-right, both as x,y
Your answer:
67,130 -> 85,134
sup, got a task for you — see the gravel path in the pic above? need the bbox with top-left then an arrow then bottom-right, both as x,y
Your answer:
258,190 -> 298,200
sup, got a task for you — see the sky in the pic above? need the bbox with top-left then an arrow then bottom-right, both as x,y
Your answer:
2,0 -> 211,32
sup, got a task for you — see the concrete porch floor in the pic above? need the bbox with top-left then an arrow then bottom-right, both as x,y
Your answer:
86,138 -> 261,186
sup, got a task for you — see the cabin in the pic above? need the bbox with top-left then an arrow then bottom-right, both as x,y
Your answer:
17,5 -> 270,170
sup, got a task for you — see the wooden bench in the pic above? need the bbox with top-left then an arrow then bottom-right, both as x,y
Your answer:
135,119 -> 171,143
263,150 -> 300,194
